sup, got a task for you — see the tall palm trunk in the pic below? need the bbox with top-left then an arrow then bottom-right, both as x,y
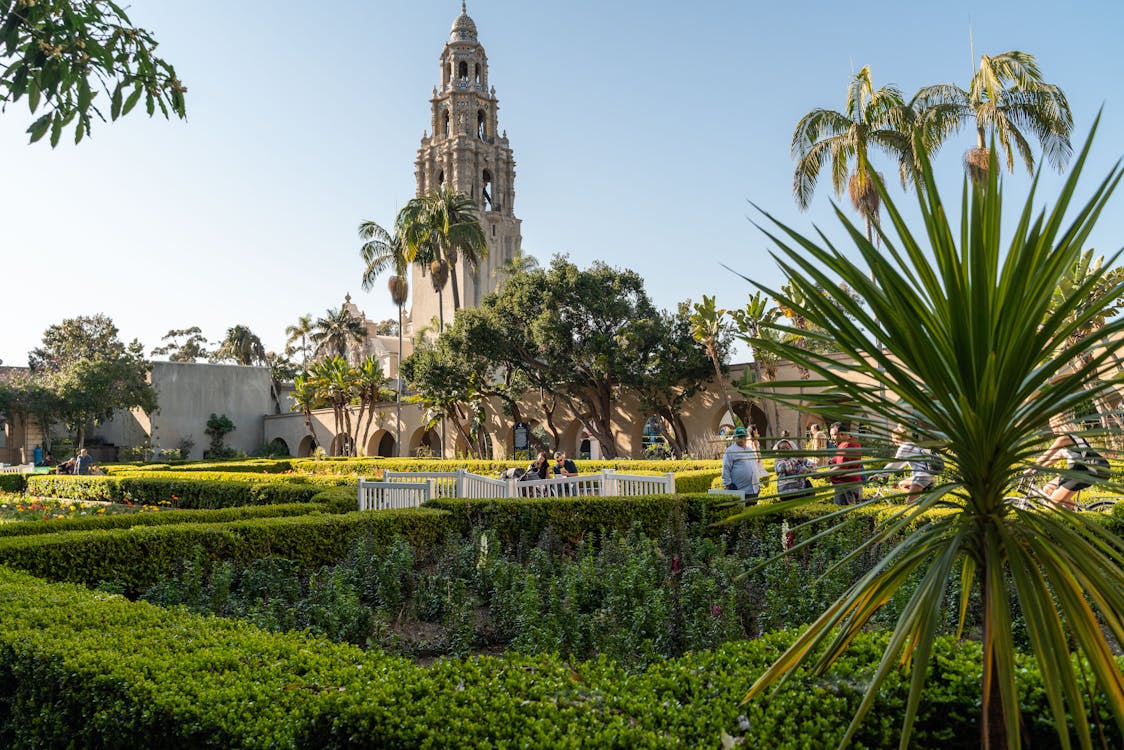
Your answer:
396,303 -> 403,458
449,260 -> 461,312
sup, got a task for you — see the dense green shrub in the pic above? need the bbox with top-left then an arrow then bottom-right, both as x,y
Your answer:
0,510 -> 451,591
105,458 -> 294,475
25,474 -> 337,508
0,503 -> 328,539
0,475 -> 25,494
0,566 -> 1118,749
675,468 -> 723,493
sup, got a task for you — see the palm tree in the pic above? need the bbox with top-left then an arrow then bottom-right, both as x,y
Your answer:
738,128 -> 1124,749
912,50 -> 1072,184
352,356 -> 390,456
308,356 -> 356,456
792,65 -> 914,243
492,248 -> 539,290
290,373 -> 326,450
310,307 -> 366,362
359,219 -> 412,457
397,187 -> 487,330
211,325 -> 266,366
688,295 -> 736,423
728,292 -> 783,432
284,314 -> 315,367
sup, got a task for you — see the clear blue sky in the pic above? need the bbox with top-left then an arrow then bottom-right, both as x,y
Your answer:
3,0 -> 1123,367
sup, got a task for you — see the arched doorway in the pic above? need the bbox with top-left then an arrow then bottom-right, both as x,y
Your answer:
329,433 -> 354,457
267,438 -> 290,457
297,435 -> 317,457
365,430 -> 396,458
409,427 -> 440,457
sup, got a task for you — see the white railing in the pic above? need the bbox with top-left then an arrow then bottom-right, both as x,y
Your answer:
358,480 -> 431,511
358,469 -> 676,510
0,463 -> 34,475
383,469 -> 509,499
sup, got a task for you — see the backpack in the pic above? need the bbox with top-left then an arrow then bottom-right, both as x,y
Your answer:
1067,433 -> 1109,477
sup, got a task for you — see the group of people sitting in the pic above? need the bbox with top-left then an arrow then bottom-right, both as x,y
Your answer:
722,414 -> 1107,509
54,449 -> 103,475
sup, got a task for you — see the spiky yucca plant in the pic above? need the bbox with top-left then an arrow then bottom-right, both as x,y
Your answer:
737,121 -> 1124,749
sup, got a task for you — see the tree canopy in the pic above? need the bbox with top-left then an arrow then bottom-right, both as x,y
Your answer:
2,0 -> 186,146
400,256 -> 717,458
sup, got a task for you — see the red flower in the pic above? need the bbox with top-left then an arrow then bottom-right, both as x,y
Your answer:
670,555 -> 682,574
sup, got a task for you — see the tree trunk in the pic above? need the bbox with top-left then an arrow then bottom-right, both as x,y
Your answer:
449,260 -> 461,311
981,571 -> 1010,750
396,303 -> 403,458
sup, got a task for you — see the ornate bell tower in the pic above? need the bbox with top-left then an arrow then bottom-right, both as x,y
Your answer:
408,3 -> 522,333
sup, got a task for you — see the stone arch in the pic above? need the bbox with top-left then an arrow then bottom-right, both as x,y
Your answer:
297,435 -> 317,457
365,429 -> 396,458
268,438 -> 290,457
630,414 -> 673,458
559,420 -> 582,456
458,60 -> 468,79
408,426 -> 440,457
329,433 -> 354,457
481,168 -> 493,209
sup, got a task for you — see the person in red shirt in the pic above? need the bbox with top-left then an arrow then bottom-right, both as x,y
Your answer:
829,421 -> 863,505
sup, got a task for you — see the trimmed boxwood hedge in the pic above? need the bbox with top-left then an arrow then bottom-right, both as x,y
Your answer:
0,566 -> 1117,748
675,467 -> 723,493
0,509 -> 452,590
25,474 -> 334,509
0,502 -> 328,539
0,475 -> 24,494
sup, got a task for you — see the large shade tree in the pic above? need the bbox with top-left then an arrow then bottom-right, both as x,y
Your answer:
911,50 -> 1072,184
791,65 -> 914,242
737,128 -> 1124,749
151,327 -> 210,363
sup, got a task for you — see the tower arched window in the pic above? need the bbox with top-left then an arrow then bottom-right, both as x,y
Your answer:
438,170 -> 445,187
442,110 -> 450,138
458,61 -> 468,79
474,63 -> 480,83
481,169 -> 493,211
477,109 -> 486,139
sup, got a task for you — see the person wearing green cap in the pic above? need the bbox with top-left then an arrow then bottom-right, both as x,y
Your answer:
721,426 -> 760,500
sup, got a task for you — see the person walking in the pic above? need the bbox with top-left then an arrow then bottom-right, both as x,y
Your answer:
722,426 -> 761,501
828,422 -> 863,505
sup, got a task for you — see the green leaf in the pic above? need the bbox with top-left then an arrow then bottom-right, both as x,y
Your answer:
122,85 -> 142,116
110,82 -> 123,120
77,78 -> 92,112
49,114 -> 64,148
26,114 -> 52,144
27,77 -> 40,113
